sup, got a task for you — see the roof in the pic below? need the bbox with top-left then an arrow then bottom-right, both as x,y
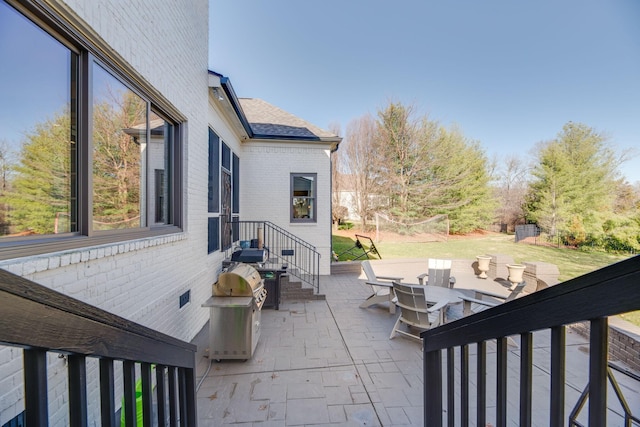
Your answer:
238,98 -> 339,141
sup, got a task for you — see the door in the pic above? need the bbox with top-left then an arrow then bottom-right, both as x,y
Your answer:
221,170 -> 232,250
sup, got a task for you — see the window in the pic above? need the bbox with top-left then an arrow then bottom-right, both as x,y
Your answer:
207,129 -> 240,253
0,0 -> 183,259
291,173 -> 317,222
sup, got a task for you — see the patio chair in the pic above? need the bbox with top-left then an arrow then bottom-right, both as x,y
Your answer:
390,282 -> 448,341
359,260 -> 403,314
417,258 -> 456,288
459,281 -> 527,317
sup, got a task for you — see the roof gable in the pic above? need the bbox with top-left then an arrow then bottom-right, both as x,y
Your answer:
238,98 -> 339,141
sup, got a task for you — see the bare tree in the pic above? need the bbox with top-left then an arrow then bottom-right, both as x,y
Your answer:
342,114 -> 380,229
495,155 -> 529,232
328,122 -> 343,227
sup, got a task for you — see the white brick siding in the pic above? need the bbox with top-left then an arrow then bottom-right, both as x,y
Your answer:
240,142 -> 333,275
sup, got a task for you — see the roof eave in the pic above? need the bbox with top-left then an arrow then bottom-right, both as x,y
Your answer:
207,71 -> 253,139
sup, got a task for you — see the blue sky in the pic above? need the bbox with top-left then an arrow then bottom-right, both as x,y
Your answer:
209,0 -> 640,184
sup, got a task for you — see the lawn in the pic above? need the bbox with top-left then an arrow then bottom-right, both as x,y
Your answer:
332,231 -> 638,325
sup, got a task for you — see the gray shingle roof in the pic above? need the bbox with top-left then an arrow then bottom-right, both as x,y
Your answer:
238,98 -> 338,140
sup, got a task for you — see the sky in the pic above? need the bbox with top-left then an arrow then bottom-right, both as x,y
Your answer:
208,0 -> 640,184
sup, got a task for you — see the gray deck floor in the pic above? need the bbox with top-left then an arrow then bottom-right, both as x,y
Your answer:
193,260 -> 640,426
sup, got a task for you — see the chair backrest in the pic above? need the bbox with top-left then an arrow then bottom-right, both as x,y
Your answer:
393,282 -> 431,326
505,281 -> 527,302
427,259 -> 452,288
361,260 -> 376,281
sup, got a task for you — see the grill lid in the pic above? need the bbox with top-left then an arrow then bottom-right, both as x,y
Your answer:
213,263 -> 263,297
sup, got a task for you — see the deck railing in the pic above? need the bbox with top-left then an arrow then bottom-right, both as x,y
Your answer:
421,255 -> 640,426
228,220 -> 321,293
0,268 -> 197,426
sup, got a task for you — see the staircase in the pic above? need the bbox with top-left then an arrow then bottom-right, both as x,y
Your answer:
279,273 -> 325,301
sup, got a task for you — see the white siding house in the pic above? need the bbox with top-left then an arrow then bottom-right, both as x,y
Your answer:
0,0 -> 339,423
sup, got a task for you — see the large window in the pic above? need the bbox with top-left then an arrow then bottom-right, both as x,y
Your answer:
0,0 -> 182,258
291,173 -> 317,222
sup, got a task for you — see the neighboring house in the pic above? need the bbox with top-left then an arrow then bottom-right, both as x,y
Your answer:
0,0 -> 338,423
333,172 -> 388,222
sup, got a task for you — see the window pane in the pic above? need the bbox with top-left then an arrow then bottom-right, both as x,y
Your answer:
232,153 -> 239,214
291,174 -> 316,221
0,2 -> 77,238
208,129 -> 219,213
92,63 -> 147,230
149,112 -> 171,225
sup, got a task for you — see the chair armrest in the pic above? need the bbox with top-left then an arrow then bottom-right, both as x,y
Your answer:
427,299 -> 448,313
460,295 -> 499,317
417,273 -> 428,285
366,280 -> 393,288
376,275 -> 404,282
449,276 -> 456,285
459,295 -> 499,308
472,289 -> 507,301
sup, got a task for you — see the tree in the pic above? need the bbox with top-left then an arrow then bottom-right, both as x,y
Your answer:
372,102 -> 422,219
494,155 -> 529,232
341,114 -> 381,229
329,123 -> 343,226
3,112 -> 73,234
92,91 -> 146,229
372,101 -> 495,233
525,122 -> 618,243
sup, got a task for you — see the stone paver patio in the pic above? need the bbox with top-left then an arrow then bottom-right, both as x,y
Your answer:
193,260 -> 640,426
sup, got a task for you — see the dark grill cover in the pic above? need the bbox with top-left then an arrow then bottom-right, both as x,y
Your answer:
230,248 -> 267,263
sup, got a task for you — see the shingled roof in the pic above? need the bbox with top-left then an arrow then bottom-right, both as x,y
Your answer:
238,98 -> 338,141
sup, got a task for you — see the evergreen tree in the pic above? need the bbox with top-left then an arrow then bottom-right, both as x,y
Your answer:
526,122 -> 617,243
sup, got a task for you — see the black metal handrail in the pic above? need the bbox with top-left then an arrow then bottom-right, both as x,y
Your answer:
228,220 -> 321,292
0,268 -> 197,426
421,255 -> 640,427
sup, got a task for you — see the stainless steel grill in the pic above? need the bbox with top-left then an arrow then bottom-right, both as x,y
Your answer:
202,263 -> 267,360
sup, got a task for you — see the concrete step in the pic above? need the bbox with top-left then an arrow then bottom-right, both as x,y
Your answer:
280,275 -> 325,301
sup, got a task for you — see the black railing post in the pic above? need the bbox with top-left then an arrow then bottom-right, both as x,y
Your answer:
520,332 -> 533,427
496,337 -> 508,427
156,365 -> 167,426
446,348 -> 455,426
100,359 -> 116,427
424,348 -> 443,427
123,360 -> 137,427
24,348 -> 49,427
550,326 -> 566,427
589,317 -> 608,426
476,341 -> 486,427
461,345 -> 469,427
68,354 -> 88,427
141,362 -> 153,427
169,366 -> 178,427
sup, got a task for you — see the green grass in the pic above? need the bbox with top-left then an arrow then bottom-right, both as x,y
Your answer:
332,232 -> 638,325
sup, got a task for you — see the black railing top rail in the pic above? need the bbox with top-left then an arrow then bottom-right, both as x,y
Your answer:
263,221 -> 317,251
421,255 -> 640,352
0,268 -> 195,369
232,220 -> 317,251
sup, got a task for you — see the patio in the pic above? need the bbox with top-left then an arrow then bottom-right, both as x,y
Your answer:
193,260 -> 640,426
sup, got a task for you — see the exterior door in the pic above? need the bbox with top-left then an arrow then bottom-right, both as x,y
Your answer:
221,170 -> 232,250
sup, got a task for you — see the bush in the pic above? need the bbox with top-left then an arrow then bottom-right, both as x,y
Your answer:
338,221 -> 353,230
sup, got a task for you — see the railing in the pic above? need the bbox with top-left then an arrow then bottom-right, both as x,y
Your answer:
0,268 -> 197,426
228,220 -> 321,293
421,255 -> 640,427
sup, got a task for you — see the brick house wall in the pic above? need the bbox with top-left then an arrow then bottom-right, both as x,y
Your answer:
240,142 -> 333,275
0,0 -> 215,423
